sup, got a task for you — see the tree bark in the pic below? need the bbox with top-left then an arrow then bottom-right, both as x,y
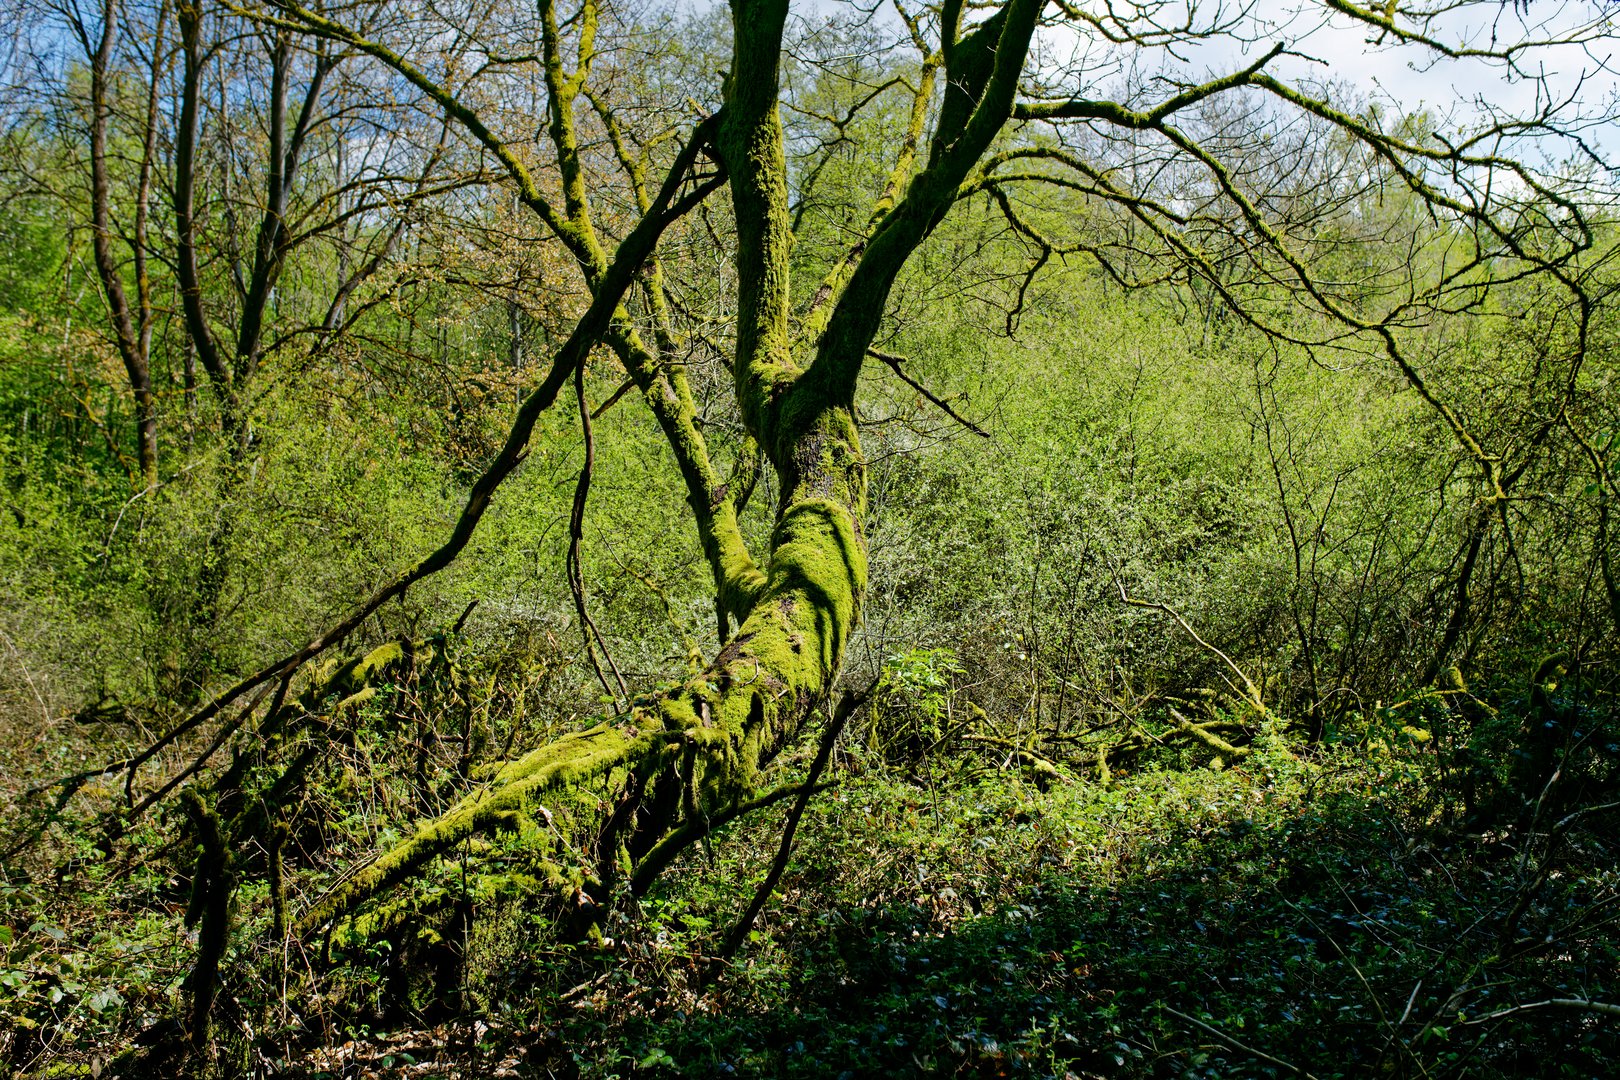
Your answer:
87,0 -> 158,489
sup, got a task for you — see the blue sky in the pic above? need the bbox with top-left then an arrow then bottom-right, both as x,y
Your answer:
790,0 -> 1620,167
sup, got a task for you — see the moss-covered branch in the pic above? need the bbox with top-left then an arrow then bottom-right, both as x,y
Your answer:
797,48 -> 941,347
298,489 -> 867,936
796,0 -> 1042,416
297,721 -> 663,935
722,0 -> 801,445
607,327 -> 768,627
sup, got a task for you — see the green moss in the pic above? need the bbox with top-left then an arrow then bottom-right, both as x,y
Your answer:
297,720 -> 671,935
295,405 -> 872,939
760,497 -> 866,678
660,695 -> 702,732
713,499 -> 769,618
316,640 -> 409,702
337,863 -> 574,950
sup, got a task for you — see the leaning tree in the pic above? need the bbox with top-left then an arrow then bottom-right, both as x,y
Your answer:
64,0 -> 1615,1048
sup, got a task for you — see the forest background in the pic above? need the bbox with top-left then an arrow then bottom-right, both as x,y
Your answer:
0,0 -> 1617,1076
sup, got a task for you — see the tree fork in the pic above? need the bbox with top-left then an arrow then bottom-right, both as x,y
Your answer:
287,0 -> 1058,948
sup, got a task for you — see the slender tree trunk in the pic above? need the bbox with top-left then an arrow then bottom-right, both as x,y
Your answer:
88,0 -> 158,489
175,0 -> 240,434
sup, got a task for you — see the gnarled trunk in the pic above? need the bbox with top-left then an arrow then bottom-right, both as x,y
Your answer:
293,0 -> 1042,945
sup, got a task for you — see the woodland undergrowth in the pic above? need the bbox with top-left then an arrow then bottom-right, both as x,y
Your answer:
3,665 -> 1616,1079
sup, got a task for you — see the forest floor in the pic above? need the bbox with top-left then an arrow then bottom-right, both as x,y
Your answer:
3,702 -> 1617,1079
198,731 -> 1617,1080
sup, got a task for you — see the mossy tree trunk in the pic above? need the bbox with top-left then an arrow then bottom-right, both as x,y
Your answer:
293,0 -> 1045,941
